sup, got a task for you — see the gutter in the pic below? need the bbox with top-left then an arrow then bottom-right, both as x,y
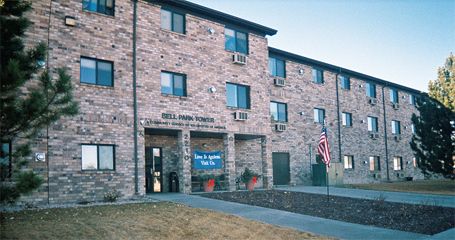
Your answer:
132,0 -> 139,194
382,86 -> 390,181
335,69 -> 342,163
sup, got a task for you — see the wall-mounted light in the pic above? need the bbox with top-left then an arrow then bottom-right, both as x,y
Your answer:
207,27 -> 215,34
299,111 -> 305,116
35,152 -> 46,162
364,160 -> 368,164
65,16 -> 76,27
37,60 -> 46,69
298,69 -> 304,75
202,143 -> 208,148
208,86 -> 217,93
359,84 -> 363,88
360,120 -> 365,123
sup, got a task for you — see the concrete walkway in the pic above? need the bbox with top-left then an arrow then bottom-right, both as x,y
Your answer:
150,193 -> 429,240
276,186 -> 455,208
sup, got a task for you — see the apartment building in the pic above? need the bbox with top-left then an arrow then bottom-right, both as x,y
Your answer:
5,0 -> 422,204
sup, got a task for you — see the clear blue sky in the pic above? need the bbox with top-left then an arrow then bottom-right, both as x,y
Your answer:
190,0 -> 455,92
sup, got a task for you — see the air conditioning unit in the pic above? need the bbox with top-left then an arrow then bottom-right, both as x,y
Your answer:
275,123 -> 287,132
394,135 -> 401,141
274,78 -> 286,87
373,173 -> 381,179
368,98 -> 377,105
392,103 -> 400,109
369,132 -> 379,139
234,111 -> 248,121
396,173 -> 404,178
232,53 -> 247,65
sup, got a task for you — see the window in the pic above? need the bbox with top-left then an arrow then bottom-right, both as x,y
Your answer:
269,57 -> 286,78
81,144 -> 115,170
160,9 -> 185,34
340,75 -> 350,90
270,102 -> 287,122
226,83 -> 250,109
312,68 -> 324,84
343,155 -> 354,169
391,120 -> 401,135
368,116 -> 378,132
82,0 -> 114,16
313,108 -> 325,124
80,57 -> 113,86
161,72 -> 187,97
0,141 -> 12,180
225,28 -> 248,54
369,156 -> 381,171
393,156 -> 402,170
413,157 -> 417,168
366,82 -> 376,98
342,112 -> 352,127
411,124 -> 416,134
390,89 -> 399,103
409,94 -> 416,105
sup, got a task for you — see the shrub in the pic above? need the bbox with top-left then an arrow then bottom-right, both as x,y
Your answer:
240,167 -> 260,183
104,189 -> 121,202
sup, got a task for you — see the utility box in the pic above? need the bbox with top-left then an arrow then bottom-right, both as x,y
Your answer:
169,172 -> 179,192
312,163 -> 343,186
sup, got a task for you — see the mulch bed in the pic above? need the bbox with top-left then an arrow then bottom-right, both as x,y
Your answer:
201,190 -> 455,235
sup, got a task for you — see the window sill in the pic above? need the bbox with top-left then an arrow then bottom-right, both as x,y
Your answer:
161,93 -> 187,98
370,170 -> 381,172
272,120 -> 287,124
79,82 -> 114,89
160,28 -> 186,37
82,10 -> 115,19
224,49 -> 249,56
344,168 -> 354,171
227,106 -> 250,111
81,170 -> 116,173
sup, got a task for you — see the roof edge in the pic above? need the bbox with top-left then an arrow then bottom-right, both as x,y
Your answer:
269,47 -> 422,94
149,0 -> 277,36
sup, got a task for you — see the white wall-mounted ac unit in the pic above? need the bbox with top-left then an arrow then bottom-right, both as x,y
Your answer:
234,111 -> 248,121
274,78 -> 285,87
232,53 -> 247,65
368,98 -> 377,105
275,123 -> 287,132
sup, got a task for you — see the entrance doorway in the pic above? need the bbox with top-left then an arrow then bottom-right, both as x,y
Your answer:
145,147 -> 163,193
272,152 -> 290,185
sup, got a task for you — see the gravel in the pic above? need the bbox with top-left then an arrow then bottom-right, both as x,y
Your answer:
202,190 -> 455,235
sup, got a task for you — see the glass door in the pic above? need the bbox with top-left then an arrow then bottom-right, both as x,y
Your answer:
145,147 -> 163,193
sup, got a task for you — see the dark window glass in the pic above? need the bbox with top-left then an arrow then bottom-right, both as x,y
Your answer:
160,9 -> 185,34
312,68 -> 324,84
225,28 -> 248,54
161,72 -> 186,97
368,116 -> 378,132
0,141 -> 12,180
82,0 -> 115,16
366,82 -> 376,98
409,94 -> 416,105
340,75 -> 350,90
226,83 -> 250,109
80,57 -> 113,86
342,112 -> 352,127
81,144 -> 115,171
314,108 -> 325,124
390,89 -> 399,103
270,102 -> 287,122
269,57 -> 285,78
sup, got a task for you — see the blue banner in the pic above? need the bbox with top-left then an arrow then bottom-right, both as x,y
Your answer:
193,150 -> 222,169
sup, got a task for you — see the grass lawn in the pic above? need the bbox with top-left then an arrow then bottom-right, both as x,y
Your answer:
345,179 -> 455,195
0,202 -> 330,240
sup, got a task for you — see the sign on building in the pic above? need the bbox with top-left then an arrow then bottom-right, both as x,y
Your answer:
193,151 -> 222,169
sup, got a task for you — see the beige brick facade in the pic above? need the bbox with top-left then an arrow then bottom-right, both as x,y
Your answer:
16,0 -> 422,204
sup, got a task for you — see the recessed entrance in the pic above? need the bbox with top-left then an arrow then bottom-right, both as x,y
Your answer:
273,152 -> 290,185
145,147 -> 163,193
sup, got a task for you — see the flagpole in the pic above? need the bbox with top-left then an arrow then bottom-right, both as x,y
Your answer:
326,163 -> 329,201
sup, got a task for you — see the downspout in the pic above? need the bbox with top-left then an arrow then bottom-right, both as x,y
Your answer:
335,69 -> 342,163
132,0 -> 139,194
381,86 -> 390,181
46,0 -> 53,205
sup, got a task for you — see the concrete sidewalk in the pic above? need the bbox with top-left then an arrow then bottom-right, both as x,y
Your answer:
150,193 -> 429,240
276,186 -> 455,208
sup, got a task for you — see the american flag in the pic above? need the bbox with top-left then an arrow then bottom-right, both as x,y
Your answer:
318,127 -> 331,167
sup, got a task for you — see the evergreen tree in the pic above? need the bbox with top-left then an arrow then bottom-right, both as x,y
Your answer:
0,0 -> 78,203
410,95 -> 455,178
428,53 -> 455,111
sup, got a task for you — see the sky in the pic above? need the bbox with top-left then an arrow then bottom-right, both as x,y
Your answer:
190,0 -> 455,92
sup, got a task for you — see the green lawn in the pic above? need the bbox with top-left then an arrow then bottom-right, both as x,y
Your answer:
345,179 -> 455,195
1,202 -> 332,240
